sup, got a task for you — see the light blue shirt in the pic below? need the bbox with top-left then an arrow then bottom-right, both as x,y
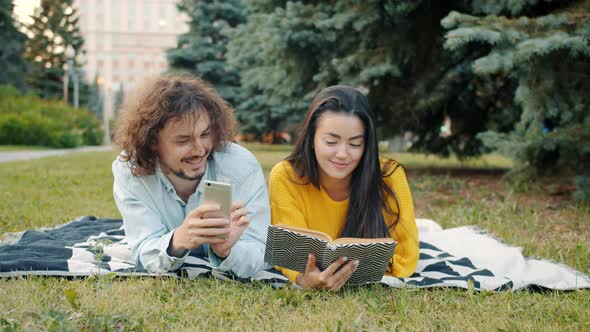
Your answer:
112,142 -> 270,278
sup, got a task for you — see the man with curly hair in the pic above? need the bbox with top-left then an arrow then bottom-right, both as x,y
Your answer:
112,75 -> 269,277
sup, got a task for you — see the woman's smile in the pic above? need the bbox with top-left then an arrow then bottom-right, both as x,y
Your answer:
330,160 -> 350,169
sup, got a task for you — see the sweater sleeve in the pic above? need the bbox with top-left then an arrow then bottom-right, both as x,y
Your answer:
386,165 -> 419,277
268,161 -> 307,283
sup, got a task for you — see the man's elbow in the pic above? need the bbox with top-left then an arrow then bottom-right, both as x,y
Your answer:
228,245 -> 267,278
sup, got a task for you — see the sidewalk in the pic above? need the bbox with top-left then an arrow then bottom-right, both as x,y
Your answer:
0,145 -> 113,163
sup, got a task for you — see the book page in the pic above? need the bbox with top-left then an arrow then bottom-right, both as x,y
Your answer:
333,237 -> 395,245
273,224 -> 333,242
322,241 -> 397,285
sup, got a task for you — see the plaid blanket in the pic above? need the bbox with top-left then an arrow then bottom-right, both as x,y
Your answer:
1,216 -> 589,291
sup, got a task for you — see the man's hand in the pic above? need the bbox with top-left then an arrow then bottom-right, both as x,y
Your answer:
168,203 -> 231,257
296,253 -> 358,291
210,200 -> 250,258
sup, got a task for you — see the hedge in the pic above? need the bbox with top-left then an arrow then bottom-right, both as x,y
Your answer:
0,85 -> 104,148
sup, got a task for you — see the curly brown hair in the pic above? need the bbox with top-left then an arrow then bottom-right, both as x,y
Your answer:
114,75 -> 236,176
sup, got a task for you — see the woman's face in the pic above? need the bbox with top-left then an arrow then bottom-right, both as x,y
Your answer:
313,111 -> 365,184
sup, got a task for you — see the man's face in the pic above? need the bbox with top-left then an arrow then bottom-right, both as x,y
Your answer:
156,112 -> 213,183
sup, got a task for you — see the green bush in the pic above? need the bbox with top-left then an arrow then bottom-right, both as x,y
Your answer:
0,85 -> 103,148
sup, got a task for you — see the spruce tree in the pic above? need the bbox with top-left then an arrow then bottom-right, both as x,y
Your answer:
167,0 -> 245,106
226,0 -> 588,184
23,0 -> 84,100
226,0 -> 517,152
443,0 -> 590,188
0,0 -> 28,91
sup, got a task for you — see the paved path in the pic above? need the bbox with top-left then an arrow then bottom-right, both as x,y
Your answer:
0,145 -> 113,163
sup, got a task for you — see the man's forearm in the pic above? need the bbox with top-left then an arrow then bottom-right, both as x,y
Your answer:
167,233 -> 188,258
135,231 -> 188,273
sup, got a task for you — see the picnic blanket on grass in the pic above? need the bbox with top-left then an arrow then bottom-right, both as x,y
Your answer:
1,216 -> 589,291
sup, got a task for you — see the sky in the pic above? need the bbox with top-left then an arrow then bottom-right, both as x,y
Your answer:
12,0 -> 40,26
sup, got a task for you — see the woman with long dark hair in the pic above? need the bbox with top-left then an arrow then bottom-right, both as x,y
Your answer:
269,85 -> 419,290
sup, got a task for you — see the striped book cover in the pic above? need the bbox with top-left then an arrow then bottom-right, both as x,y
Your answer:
264,224 -> 397,285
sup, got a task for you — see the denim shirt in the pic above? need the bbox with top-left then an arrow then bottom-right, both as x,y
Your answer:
112,142 -> 270,278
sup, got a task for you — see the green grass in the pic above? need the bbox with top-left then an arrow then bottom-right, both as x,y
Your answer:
1,147 -> 589,331
0,145 -> 53,152
384,152 -> 513,170
0,151 -> 121,232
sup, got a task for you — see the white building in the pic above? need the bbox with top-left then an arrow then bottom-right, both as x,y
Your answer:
74,0 -> 189,138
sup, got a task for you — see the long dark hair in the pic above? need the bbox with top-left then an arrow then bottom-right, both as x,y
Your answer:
286,85 -> 401,238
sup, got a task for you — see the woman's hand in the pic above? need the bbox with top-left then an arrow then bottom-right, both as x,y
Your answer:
296,253 -> 358,291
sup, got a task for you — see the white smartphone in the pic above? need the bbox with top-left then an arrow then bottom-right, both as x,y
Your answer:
203,180 -> 233,238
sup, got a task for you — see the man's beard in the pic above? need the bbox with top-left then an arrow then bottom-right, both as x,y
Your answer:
170,153 -> 209,181
171,169 -> 203,182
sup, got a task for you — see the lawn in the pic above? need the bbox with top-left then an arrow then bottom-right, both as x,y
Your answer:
0,145 -> 52,152
0,145 -> 588,330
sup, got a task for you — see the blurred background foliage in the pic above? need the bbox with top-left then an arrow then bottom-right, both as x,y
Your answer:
2,0 -> 103,124
166,0 -> 589,197
0,85 -> 103,148
1,0 -> 588,198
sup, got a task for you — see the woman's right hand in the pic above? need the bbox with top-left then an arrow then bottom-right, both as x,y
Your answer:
296,253 -> 359,291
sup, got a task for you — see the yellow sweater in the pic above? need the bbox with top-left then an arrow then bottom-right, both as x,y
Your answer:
268,159 -> 419,283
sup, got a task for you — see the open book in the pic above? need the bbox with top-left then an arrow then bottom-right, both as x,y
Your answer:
264,224 -> 397,285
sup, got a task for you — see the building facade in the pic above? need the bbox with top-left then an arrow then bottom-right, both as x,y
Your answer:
74,0 -> 189,139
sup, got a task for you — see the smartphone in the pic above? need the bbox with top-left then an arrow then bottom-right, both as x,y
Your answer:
203,180 -> 233,238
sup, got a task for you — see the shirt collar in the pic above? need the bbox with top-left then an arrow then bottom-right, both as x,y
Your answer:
155,164 -> 175,193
